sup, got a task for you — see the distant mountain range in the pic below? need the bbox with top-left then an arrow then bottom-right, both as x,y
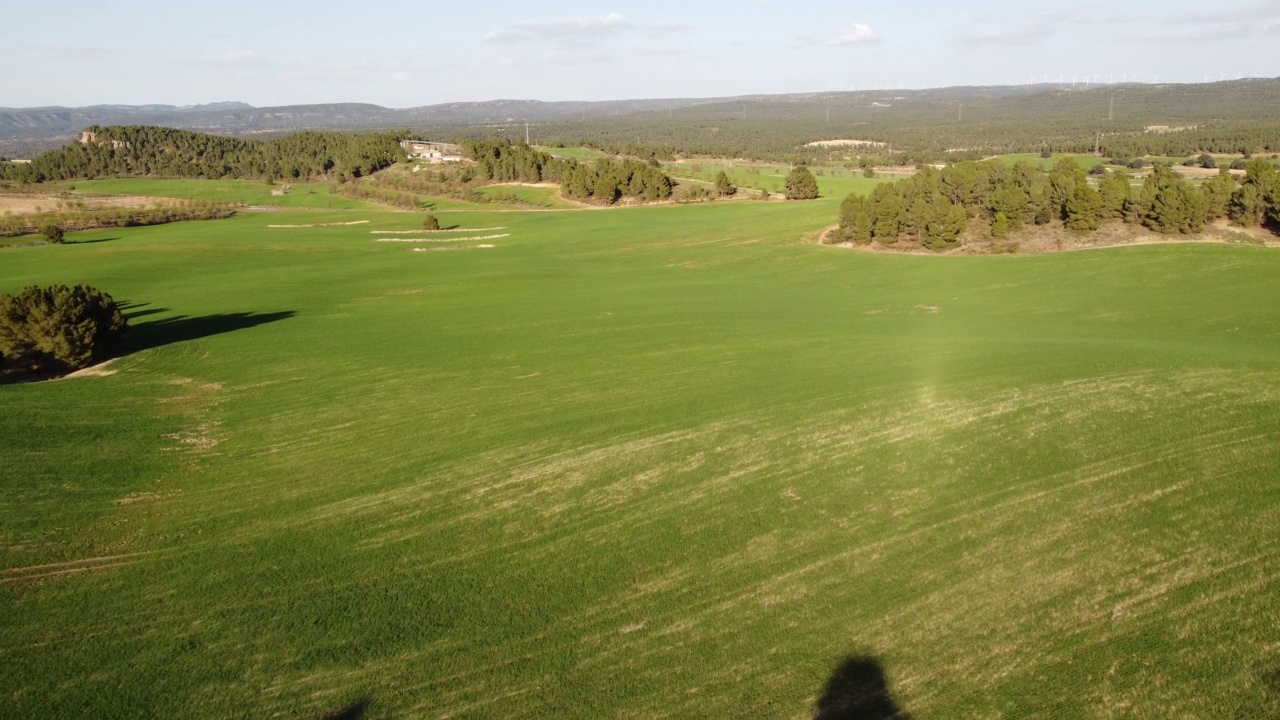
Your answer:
3,79 -> 1278,158
0,86 -> 1076,155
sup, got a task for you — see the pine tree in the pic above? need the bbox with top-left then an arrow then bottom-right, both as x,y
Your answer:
1065,183 -> 1103,233
784,166 -> 819,200
991,212 -> 1010,239
0,284 -> 127,376
714,170 -> 736,197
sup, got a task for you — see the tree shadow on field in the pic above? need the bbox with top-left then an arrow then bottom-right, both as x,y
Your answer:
119,302 -> 295,354
814,655 -> 912,720
322,697 -> 371,719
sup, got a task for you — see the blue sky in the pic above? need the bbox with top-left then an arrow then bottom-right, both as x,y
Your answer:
6,0 -> 1279,107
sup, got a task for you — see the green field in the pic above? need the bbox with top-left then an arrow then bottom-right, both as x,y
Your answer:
664,162 -> 891,199
536,145 -> 609,160
3,182 -> 1280,718
993,153 -> 1106,170
471,183 -> 578,209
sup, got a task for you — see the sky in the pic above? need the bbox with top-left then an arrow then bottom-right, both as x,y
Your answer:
6,0 -> 1280,108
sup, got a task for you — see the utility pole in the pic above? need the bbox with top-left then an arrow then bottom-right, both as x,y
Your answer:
1094,132 -> 1101,156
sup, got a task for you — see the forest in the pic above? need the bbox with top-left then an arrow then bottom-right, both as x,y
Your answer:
835,158 -> 1280,250
0,126 -> 403,183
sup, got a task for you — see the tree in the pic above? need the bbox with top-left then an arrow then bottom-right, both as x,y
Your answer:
839,193 -> 873,244
924,202 -> 968,250
1201,169 -> 1237,220
785,166 -> 819,200
991,211 -> 1010,239
41,223 -> 64,244
1229,159 -> 1280,227
1097,170 -> 1131,219
0,284 -> 127,376
1138,165 -> 1208,234
870,184 -> 905,241
422,214 -> 440,231
714,170 -> 736,197
1064,183 -> 1103,233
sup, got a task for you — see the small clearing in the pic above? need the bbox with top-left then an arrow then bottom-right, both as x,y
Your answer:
806,139 -> 886,148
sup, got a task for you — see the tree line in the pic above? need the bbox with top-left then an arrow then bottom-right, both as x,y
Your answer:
1,200 -> 237,239
836,158 -> 1280,250
0,284 -> 127,378
1,126 -> 404,183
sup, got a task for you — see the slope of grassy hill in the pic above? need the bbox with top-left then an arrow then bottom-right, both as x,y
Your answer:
2,183 -> 1278,718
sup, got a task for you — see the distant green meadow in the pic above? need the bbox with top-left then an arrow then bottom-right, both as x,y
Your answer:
2,179 -> 1280,719
992,153 -> 1106,170
664,162 -> 894,198
471,183 -> 578,209
535,145 -> 609,160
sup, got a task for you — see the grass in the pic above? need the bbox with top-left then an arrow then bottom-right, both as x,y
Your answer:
993,153 -> 1106,170
2,187 -> 1280,719
471,183 -> 578,209
536,145 -> 609,160
664,162 -> 893,199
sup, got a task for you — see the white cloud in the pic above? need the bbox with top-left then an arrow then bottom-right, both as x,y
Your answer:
642,22 -> 697,38
200,50 -> 261,65
961,6 -> 1131,46
827,23 -> 881,45
484,13 -> 633,44
1166,0 -> 1280,24
1140,0 -> 1280,41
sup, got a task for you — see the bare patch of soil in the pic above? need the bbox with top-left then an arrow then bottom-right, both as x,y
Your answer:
59,358 -> 119,379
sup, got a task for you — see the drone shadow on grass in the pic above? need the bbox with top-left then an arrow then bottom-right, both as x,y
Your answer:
323,697 -> 371,720
118,302 -> 295,354
814,655 -> 911,720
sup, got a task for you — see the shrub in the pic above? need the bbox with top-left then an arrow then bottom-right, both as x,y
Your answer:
41,223 -> 64,244
423,214 -> 440,231
1040,149 -> 1053,159
0,284 -> 127,376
